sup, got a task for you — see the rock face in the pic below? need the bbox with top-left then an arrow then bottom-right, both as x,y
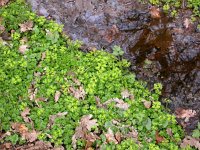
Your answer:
27,0 -> 200,131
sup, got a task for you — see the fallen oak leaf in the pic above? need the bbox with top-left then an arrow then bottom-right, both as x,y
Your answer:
180,136 -> 200,149
19,21 -> 33,32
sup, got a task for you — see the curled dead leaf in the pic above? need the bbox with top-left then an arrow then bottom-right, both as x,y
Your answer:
54,91 -> 61,102
19,21 -> 33,32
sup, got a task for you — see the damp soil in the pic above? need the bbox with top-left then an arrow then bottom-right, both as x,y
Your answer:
26,0 -> 200,133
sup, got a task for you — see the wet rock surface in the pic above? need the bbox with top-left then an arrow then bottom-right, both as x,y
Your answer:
26,0 -> 200,132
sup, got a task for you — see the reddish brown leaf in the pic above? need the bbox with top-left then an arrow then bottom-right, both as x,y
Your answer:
19,21 -> 33,32
155,131 -> 165,144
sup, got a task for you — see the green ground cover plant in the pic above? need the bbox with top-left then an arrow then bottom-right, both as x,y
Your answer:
140,0 -> 200,18
0,0 -> 197,149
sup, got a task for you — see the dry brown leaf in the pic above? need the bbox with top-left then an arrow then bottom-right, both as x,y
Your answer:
11,123 -> 39,142
95,96 -> 103,107
166,128 -> 173,137
15,141 -> 53,150
0,0 -> 9,6
20,37 -> 28,44
54,91 -> 61,102
0,142 -> 12,149
115,132 -> 122,143
142,100 -> 152,109
0,131 -> 11,140
21,108 -> 31,123
104,98 -> 129,110
19,21 -> 33,32
105,128 -> 118,144
72,78 -> 81,86
80,114 -> 98,131
0,25 -> 5,32
41,52 -> 46,60
47,112 -> 68,129
126,127 -> 138,139
85,133 -> 99,148
23,130 -> 39,142
150,6 -> 161,19
121,90 -> 131,99
184,18 -> 191,29
69,86 -> 86,100
19,45 -> 28,54
155,131 -> 165,144
175,108 -> 196,121
180,136 -> 200,149
11,123 -> 28,134
28,85 -> 37,101
72,115 -> 98,149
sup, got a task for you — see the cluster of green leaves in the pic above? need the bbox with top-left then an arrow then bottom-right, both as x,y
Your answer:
140,0 -> 200,18
0,0 -> 193,149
